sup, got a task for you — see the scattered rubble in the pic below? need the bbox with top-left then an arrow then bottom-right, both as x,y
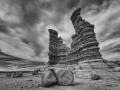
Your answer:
6,73 -> 12,77
12,72 -> 23,78
6,72 -> 23,78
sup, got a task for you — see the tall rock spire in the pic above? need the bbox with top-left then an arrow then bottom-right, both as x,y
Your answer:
70,8 -> 102,61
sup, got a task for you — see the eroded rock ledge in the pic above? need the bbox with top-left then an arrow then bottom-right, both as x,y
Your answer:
48,8 -> 103,65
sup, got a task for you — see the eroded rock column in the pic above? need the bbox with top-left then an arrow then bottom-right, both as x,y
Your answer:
70,8 -> 102,62
48,29 -> 70,65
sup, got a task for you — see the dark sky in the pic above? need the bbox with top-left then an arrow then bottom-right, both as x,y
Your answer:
0,0 -> 120,70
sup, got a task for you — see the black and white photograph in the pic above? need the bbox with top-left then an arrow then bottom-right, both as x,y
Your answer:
0,0 -> 120,90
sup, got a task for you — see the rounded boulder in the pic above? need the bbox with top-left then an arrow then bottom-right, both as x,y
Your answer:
55,69 -> 74,86
41,69 -> 57,87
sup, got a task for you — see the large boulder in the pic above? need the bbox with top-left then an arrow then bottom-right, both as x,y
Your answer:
55,69 -> 74,86
12,71 -> 23,78
41,69 -> 57,87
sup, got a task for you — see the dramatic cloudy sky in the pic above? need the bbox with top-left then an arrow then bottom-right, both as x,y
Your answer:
0,0 -> 120,70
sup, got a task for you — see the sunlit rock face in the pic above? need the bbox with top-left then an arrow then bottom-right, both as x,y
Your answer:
48,8 -> 103,65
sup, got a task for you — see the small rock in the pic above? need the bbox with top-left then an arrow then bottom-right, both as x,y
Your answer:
55,69 -> 74,86
113,67 -> 120,72
91,73 -> 101,80
32,69 -> 40,75
41,69 -> 57,87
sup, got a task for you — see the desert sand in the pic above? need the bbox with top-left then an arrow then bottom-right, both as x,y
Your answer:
0,69 -> 120,90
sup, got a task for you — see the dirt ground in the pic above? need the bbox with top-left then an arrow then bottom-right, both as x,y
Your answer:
0,69 -> 120,90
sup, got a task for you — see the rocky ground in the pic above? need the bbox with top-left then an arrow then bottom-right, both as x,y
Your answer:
0,69 -> 120,90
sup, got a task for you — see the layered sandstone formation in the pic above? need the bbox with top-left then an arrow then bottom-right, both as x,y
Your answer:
48,29 -> 70,65
48,8 -> 115,69
70,8 -> 102,62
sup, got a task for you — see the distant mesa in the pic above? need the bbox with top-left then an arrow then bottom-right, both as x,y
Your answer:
48,8 -> 117,69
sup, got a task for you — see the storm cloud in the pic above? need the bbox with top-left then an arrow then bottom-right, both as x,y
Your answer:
0,0 -> 120,70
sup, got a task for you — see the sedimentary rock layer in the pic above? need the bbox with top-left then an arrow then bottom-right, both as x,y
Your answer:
70,8 -> 102,62
48,8 -> 103,65
48,29 -> 70,65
